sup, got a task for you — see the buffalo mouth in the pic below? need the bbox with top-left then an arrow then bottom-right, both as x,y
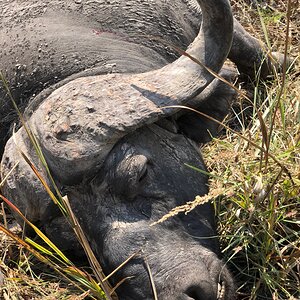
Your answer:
217,281 -> 226,300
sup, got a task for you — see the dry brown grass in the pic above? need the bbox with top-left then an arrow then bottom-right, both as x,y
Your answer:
204,0 -> 300,299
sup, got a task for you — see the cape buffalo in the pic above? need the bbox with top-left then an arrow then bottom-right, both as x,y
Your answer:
0,0 -> 283,299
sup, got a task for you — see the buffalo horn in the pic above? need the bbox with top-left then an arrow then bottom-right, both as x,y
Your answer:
30,0 -> 233,184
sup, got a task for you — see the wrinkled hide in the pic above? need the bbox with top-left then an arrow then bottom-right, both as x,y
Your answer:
0,0 -> 284,299
67,124 -> 235,299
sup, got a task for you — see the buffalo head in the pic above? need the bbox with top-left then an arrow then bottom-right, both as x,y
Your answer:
0,0 -> 239,298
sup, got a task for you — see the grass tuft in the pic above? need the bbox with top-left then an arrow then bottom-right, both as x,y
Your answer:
204,1 -> 300,298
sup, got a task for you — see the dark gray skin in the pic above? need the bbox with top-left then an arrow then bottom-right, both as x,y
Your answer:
67,124 -> 236,299
0,0 -> 284,299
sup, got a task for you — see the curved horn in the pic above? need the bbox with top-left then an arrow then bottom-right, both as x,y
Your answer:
30,0 -> 233,184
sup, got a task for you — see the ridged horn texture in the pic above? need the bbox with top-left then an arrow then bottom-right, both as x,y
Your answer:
30,0 -> 233,184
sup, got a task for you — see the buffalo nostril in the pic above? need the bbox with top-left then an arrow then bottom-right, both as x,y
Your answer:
186,286 -> 202,299
185,283 -> 214,300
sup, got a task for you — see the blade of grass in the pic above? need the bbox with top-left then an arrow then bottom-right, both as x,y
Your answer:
103,251 -> 139,282
267,0 -> 292,160
144,255 -> 158,300
0,161 -> 19,188
257,110 -> 269,170
0,224 -> 94,297
0,194 -> 71,265
141,34 -> 252,103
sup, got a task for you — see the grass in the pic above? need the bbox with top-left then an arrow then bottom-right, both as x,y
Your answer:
0,0 -> 299,299
203,0 -> 300,298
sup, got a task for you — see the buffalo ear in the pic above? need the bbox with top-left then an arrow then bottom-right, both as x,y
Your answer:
176,68 -> 237,144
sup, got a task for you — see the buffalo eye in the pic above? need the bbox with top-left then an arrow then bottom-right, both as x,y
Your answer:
109,153 -> 149,199
138,162 -> 148,183
128,154 -> 149,186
